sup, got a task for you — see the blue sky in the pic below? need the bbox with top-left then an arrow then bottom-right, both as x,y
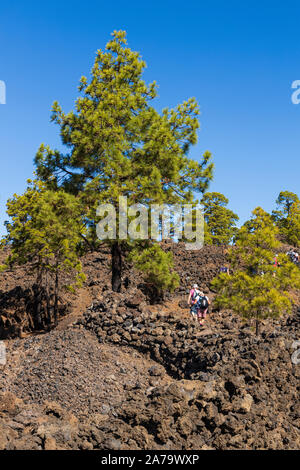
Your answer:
0,0 -> 300,235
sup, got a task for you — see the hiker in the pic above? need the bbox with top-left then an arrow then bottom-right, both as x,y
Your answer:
196,291 -> 210,326
188,284 -> 201,320
286,249 -> 299,264
272,254 -> 280,276
286,249 -> 294,262
220,266 -> 230,275
187,285 -> 210,326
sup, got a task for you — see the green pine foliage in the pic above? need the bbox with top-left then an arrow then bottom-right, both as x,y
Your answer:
1,180 -> 86,322
34,30 -> 213,292
283,201 -> 300,248
201,192 -> 239,245
272,190 -> 300,237
129,243 -> 179,298
211,207 -> 300,334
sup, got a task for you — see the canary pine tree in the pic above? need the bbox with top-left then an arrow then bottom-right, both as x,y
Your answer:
201,192 -> 239,245
211,207 -> 300,334
1,181 -> 86,323
34,30 -> 213,292
128,243 -> 179,298
283,201 -> 300,248
272,190 -> 300,236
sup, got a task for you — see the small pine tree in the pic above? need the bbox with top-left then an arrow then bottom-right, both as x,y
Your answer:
211,207 -> 300,334
1,180 -> 86,325
201,192 -> 239,245
129,242 -> 179,299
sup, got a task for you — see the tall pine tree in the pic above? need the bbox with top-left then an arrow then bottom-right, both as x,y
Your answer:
201,192 -> 239,245
283,201 -> 300,248
272,190 -> 300,237
35,30 -> 213,292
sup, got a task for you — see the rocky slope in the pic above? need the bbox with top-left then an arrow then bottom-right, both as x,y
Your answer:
0,243 -> 228,339
0,244 -> 299,449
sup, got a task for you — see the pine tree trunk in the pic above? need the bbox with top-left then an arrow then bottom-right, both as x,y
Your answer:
45,270 -> 51,324
35,285 -> 42,328
35,264 -> 43,328
112,242 -> 122,292
54,269 -> 59,324
256,319 -> 260,336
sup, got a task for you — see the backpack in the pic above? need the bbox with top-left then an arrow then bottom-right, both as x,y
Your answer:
197,296 -> 209,309
191,289 -> 200,304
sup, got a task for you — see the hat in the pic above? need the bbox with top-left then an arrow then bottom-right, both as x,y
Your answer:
193,284 -> 199,289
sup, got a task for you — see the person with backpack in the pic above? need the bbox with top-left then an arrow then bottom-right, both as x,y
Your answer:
196,291 -> 210,326
220,266 -> 230,275
286,249 -> 294,262
272,254 -> 280,276
188,284 -> 210,326
286,249 -> 298,264
188,284 -> 201,320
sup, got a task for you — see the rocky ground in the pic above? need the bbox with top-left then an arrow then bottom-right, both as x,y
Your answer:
0,328 -> 172,419
0,243 -> 228,339
0,243 -> 299,449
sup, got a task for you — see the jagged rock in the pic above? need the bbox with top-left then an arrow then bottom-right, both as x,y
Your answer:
0,245 -> 299,450
148,365 -> 165,377
234,394 -> 254,414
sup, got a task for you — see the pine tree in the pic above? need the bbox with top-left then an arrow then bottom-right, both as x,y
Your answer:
129,242 -> 179,299
283,201 -> 300,248
1,180 -> 86,324
211,207 -> 300,334
272,191 -> 300,235
34,30 -> 213,292
201,192 -> 239,245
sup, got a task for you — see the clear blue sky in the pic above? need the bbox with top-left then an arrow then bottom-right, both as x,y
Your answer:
0,0 -> 300,235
